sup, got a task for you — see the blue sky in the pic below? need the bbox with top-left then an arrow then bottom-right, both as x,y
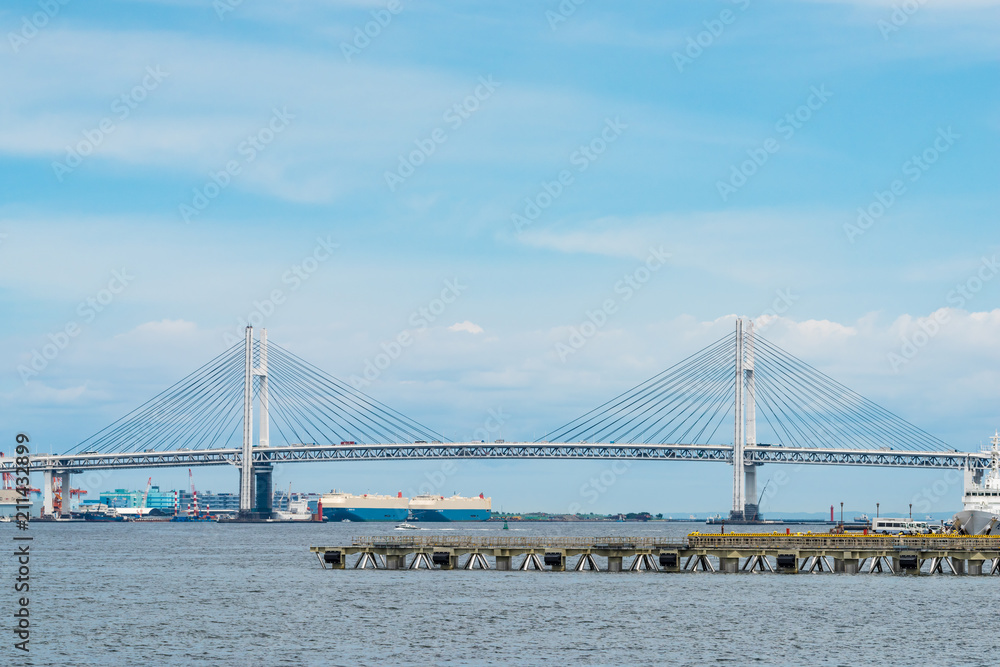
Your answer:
1,0 -> 998,515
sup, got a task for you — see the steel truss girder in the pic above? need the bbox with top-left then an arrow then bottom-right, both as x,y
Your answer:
1,442 -> 990,472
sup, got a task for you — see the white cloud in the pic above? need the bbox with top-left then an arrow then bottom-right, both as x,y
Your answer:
448,320 -> 484,335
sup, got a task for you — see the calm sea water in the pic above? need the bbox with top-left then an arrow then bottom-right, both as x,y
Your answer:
6,520 -> 998,666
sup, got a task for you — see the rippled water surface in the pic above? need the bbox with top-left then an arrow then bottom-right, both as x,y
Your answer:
7,521 -> 998,666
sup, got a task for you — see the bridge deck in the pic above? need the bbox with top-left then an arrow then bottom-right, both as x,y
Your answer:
1,442 -> 989,472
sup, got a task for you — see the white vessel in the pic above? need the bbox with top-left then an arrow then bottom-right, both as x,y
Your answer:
952,431 -> 1000,535
0,488 -> 29,519
274,497 -> 313,522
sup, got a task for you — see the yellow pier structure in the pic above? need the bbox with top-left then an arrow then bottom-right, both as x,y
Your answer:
310,533 -> 1000,575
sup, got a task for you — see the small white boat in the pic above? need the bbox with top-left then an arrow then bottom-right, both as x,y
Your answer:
395,522 -> 419,530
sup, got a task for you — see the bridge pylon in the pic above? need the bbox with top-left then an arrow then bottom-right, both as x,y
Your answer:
730,317 -> 760,522
239,325 -> 273,519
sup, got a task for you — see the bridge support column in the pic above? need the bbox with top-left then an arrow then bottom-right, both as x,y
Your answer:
719,557 -> 739,573
42,469 -> 54,517
495,555 -> 511,571
967,560 -> 983,576
253,462 -> 273,519
57,471 -> 71,517
607,556 -> 623,572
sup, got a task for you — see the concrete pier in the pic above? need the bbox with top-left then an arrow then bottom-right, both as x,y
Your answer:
312,533 -> 1000,575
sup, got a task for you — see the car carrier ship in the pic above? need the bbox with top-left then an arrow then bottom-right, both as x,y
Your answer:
408,493 -> 491,522
320,491 -> 409,522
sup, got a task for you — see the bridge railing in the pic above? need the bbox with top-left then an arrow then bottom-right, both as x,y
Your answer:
351,535 -> 687,549
687,532 -> 1000,551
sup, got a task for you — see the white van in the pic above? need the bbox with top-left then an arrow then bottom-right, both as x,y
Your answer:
871,518 -> 927,535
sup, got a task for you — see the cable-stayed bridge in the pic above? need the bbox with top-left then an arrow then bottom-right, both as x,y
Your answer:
4,321 -> 990,519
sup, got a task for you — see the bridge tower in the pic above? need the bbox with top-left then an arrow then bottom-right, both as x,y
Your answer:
239,326 -> 273,519
731,318 -> 744,519
730,317 -> 760,522
744,320 -> 759,521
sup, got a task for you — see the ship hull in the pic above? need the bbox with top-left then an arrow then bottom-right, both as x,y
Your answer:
410,509 -> 491,522
322,507 -> 409,522
952,509 -> 999,535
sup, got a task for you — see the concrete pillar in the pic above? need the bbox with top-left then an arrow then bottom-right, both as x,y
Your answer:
57,471 -> 71,517
833,558 -> 859,574
253,462 -> 273,518
42,469 -> 54,516
952,558 -> 966,575
385,555 -> 404,570
967,560 -> 983,576
495,555 -> 511,571
743,465 -> 757,520
607,556 -> 623,572
719,557 -> 739,573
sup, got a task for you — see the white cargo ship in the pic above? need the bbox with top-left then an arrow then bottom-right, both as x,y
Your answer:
952,431 -> 1000,535
0,489 -> 28,519
320,491 -> 409,522
408,493 -> 491,522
